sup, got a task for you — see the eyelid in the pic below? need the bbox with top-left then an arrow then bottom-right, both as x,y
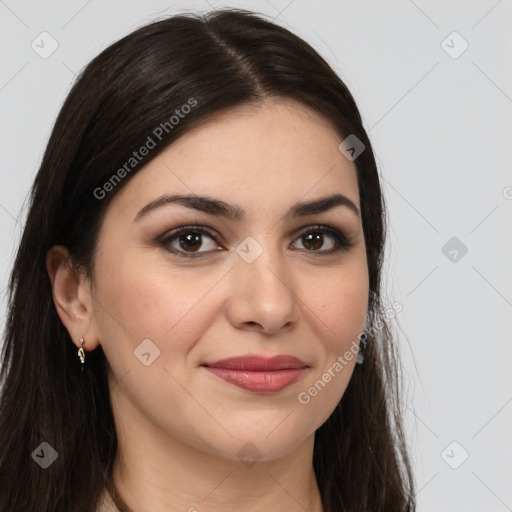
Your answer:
156,225 -> 222,258
156,223 -> 354,258
291,224 -> 354,251
292,224 -> 349,241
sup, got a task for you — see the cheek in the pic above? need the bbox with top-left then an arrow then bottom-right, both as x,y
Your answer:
294,274 -> 368,435
89,241 -> 370,460
92,253 -> 225,361
331,277 -> 368,346
307,260 -> 369,354
91,256 -> 224,434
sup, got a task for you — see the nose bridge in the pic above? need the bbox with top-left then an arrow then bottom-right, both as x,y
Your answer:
238,232 -> 290,287
247,237 -> 294,294
227,234 -> 299,332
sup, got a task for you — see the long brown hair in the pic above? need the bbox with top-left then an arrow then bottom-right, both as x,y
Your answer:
0,8 -> 415,511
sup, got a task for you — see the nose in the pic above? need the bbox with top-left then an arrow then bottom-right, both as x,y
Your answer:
225,243 -> 300,336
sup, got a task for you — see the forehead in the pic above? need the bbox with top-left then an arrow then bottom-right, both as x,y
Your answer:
107,97 -> 359,221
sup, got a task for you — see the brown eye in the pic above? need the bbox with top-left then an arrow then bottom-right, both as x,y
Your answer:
157,224 -> 353,259
178,232 -> 202,252
292,226 -> 352,253
301,233 -> 326,251
158,226 -> 222,258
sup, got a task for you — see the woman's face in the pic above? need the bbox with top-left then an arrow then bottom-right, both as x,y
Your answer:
88,97 -> 369,462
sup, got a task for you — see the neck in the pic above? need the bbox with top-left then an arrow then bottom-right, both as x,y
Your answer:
109,393 -> 324,511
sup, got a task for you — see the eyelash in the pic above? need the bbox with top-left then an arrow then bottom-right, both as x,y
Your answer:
156,224 -> 354,259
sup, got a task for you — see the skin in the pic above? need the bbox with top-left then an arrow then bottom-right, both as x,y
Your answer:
47,97 -> 369,512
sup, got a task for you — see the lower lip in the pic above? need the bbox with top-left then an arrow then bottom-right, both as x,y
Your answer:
203,367 -> 306,393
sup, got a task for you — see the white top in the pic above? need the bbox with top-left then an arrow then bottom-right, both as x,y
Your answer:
96,487 -> 121,512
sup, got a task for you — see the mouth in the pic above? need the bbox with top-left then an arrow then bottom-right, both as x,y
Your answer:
201,355 -> 309,393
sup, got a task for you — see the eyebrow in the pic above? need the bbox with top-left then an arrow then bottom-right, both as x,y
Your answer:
133,192 -> 360,222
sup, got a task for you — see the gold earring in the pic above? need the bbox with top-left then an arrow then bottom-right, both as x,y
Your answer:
78,337 -> 85,372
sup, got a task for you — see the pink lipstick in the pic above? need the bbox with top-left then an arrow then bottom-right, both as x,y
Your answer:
201,355 -> 308,393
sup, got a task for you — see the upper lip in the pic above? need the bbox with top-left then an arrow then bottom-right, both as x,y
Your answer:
202,355 -> 308,371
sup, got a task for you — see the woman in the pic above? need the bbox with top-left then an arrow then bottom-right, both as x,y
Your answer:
0,8 -> 415,512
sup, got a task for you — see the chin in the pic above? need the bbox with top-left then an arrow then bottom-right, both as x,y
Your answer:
200,427 -> 310,465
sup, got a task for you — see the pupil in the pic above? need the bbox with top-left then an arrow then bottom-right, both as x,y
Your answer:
177,232 -> 324,252
304,233 -> 322,250
180,233 -> 201,251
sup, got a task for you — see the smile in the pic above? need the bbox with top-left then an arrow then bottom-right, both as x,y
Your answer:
201,355 -> 309,393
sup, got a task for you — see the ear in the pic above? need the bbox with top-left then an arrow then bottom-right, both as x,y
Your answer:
46,245 -> 100,353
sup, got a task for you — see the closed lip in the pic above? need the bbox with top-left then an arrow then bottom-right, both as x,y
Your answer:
201,355 -> 308,371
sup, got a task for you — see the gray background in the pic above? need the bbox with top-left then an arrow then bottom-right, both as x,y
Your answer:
1,1 -> 511,510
